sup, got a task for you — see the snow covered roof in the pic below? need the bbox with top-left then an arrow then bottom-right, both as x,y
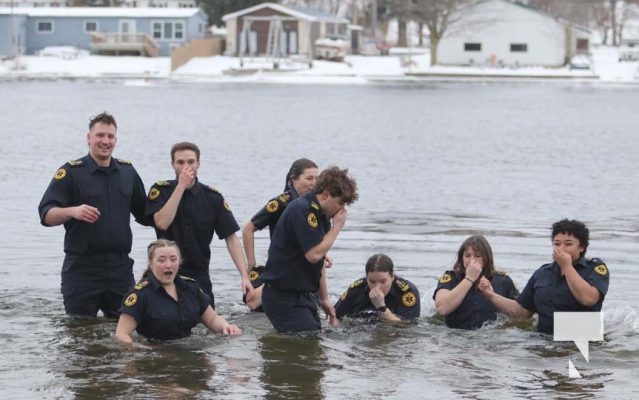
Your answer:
0,7 -> 202,18
222,2 -> 348,24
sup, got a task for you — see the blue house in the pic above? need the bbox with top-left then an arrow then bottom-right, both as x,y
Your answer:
0,7 -> 209,57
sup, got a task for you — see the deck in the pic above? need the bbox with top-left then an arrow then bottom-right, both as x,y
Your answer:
90,33 -> 160,57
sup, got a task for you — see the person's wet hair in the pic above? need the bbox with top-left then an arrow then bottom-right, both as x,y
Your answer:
170,142 -> 200,161
140,239 -> 182,280
313,166 -> 358,205
552,219 -> 589,256
89,111 -> 117,130
453,235 -> 495,279
284,158 -> 318,191
365,253 -> 394,275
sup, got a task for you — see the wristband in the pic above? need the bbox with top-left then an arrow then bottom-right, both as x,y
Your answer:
464,277 -> 476,284
376,305 -> 387,313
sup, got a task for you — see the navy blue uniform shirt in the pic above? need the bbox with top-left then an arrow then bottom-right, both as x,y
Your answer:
261,191 -> 330,293
38,154 -> 148,254
119,274 -> 210,340
250,188 -> 299,237
334,276 -> 421,320
145,179 -> 240,273
517,257 -> 609,334
433,271 -> 519,329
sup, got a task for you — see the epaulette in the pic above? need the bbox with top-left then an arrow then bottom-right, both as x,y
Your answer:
310,201 -> 320,210
279,193 -> 292,203
395,279 -> 410,292
67,159 -> 84,167
589,257 -> 604,264
350,278 -> 364,288
179,275 -> 197,282
494,270 -> 508,276
204,185 -> 220,193
115,158 -> 132,165
134,280 -> 149,290
155,180 -> 171,187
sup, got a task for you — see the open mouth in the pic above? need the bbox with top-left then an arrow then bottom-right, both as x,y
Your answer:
163,270 -> 174,278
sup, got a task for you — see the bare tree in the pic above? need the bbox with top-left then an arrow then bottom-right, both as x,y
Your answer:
409,0 -> 475,66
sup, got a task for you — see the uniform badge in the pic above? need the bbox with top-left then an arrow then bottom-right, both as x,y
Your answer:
402,292 -> 417,307
594,264 -> 608,276
124,293 -> 137,307
266,200 -> 279,213
224,200 -> 232,211
279,193 -> 291,203
249,270 -> 260,282
54,168 -> 67,180
307,213 -> 318,228
310,202 -> 320,210
148,188 -> 160,201
350,278 -> 364,288
439,273 -> 452,284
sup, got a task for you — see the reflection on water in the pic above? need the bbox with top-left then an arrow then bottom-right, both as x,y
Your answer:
260,334 -> 326,400
1,81 -> 638,398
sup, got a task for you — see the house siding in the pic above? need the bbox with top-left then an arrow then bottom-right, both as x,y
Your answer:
438,0 -> 566,67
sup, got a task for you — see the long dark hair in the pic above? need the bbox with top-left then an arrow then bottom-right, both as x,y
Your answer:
284,158 -> 318,191
452,235 -> 495,279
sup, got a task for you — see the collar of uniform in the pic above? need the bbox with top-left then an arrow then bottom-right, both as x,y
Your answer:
187,178 -> 201,195
85,153 -> 119,174
288,187 -> 300,200
304,191 -> 326,219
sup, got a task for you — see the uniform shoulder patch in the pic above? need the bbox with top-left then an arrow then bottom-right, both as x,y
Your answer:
115,158 -> 131,165
494,270 -> 508,276
438,272 -> 453,284
148,188 -> 161,201
307,212 -> 318,228
402,291 -> 417,307
155,180 -> 171,187
266,199 -> 279,213
350,278 -> 364,288
54,168 -> 67,180
67,159 -> 84,167
224,200 -> 232,211
593,263 -> 608,276
134,280 -> 149,290
395,279 -> 410,292
124,293 -> 137,307
204,185 -> 220,193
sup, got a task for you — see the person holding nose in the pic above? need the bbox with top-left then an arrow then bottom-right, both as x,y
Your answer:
334,253 -> 421,322
478,219 -> 609,334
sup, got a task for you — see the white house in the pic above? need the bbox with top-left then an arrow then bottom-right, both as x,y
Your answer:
437,0 -> 590,67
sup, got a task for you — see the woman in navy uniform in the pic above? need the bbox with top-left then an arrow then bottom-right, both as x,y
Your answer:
334,253 -> 420,322
434,235 -> 519,329
115,239 -> 241,343
242,158 -> 319,311
479,219 -> 609,334
261,166 -> 358,333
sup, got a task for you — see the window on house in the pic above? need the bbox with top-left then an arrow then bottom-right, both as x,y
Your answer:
152,21 -> 185,40
464,43 -> 481,51
37,21 -> 54,33
510,43 -> 527,52
84,21 -> 98,33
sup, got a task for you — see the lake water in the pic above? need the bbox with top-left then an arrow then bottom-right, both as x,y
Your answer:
1,80 -> 638,399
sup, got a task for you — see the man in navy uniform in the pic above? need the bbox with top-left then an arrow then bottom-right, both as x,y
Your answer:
261,166 -> 358,333
145,142 -> 253,308
38,112 -> 149,317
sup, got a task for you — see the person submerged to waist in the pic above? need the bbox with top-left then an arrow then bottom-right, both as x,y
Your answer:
263,281 -> 317,295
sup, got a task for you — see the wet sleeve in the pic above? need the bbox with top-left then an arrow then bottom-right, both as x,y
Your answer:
516,273 -> 537,313
38,165 -> 70,226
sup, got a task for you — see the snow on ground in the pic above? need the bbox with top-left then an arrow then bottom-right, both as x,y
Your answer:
0,45 -> 637,83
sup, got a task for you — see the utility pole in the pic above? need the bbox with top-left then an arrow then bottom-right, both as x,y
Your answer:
372,0 -> 377,38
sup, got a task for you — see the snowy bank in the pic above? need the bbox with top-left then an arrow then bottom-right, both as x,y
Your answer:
0,45 -> 637,84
